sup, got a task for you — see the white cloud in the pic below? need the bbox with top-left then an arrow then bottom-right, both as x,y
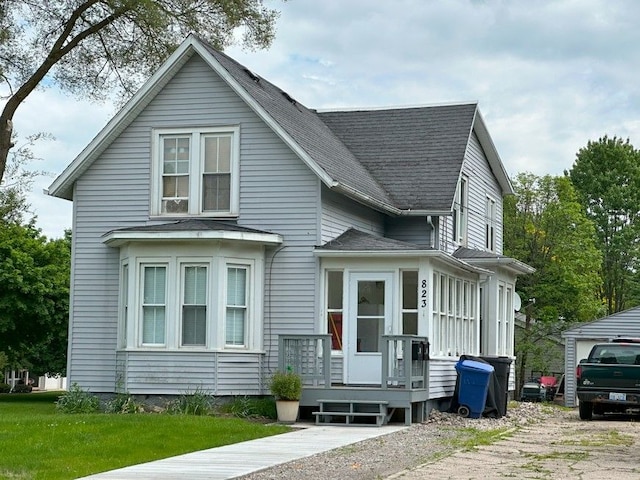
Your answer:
8,0 -> 640,237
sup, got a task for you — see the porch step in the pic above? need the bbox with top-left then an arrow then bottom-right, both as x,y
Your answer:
313,399 -> 389,427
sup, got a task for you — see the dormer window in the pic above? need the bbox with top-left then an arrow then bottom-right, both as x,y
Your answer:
452,175 -> 468,245
152,127 -> 239,217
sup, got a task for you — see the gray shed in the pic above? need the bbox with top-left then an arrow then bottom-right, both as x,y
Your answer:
562,307 -> 640,407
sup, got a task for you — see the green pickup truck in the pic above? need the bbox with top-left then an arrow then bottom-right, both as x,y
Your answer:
576,339 -> 640,420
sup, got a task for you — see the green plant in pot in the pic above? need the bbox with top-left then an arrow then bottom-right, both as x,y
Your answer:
270,369 -> 302,423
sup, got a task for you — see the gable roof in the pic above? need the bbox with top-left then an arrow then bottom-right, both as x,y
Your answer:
562,306 -> 640,339
319,104 -> 476,212
48,34 -> 512,215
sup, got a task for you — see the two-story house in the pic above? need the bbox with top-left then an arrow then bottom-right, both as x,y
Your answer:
48,34 -> 532,424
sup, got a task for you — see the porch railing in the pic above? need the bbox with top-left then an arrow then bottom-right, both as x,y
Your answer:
381,335 -> 429,389
278,335 -> 332,387
278,334 -> 429,390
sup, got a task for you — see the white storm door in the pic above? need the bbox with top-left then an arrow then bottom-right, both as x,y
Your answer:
346,272 -> 393,385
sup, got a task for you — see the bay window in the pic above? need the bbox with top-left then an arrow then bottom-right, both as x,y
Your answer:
117,243 -> 262,351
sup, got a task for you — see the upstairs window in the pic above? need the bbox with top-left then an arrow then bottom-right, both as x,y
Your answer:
452,175 -> 468,245
485,196 -> 497,252
152,127 -> 239,217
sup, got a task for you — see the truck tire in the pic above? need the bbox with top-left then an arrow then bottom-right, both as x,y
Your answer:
579,401 -> 593,420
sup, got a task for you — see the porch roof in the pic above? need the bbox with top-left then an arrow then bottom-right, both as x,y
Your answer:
102,219 -> 283,247
453,247 -> 535,275
315,228 -> 491,275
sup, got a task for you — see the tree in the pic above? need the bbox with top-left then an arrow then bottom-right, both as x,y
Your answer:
0,0 -> 280,184
0,223 -> 71,376
0,132 -> 52,224
567,136 -> 640,314
503,173 -> 603,389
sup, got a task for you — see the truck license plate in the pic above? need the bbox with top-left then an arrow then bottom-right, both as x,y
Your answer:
609,392 -> 626,401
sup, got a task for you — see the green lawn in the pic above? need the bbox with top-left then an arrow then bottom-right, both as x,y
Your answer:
0,392 -> 290,480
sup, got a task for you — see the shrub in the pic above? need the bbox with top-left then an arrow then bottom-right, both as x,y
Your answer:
0,383 -> 10,393
105,394 -> 143,414
167,387 -> 215,416
223,396 -> 277,419
11,384 -> 32,393
269,370 -> 302,401
56,383 -> 100,413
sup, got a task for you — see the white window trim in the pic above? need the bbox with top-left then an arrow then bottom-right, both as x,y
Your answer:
139,262 -> 169,347
431,269 -> 477,357
220,258 -> 255,349
119,245 -> 263,352
118,261 -> 129,349
453,175 -> 468,246
150,126 -> 240,217
486,196 -> 497,252
179,261 -> 210,348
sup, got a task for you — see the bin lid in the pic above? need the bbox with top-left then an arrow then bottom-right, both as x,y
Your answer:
456,359 -> 494,373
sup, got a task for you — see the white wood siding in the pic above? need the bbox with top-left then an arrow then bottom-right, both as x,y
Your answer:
320,186 -> 384,243
385,217 -> 431,247
116,351 -> 263,395
440,131 -> 503,255
69,54 -> 319,393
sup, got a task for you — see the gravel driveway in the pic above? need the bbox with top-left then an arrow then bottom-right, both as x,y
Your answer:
239,403 -> 640,480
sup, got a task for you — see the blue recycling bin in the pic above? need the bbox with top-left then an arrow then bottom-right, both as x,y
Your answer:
455,359 -> 494,418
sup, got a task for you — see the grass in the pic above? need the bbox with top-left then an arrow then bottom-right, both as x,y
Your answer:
0,392 -> 290,480
448,426 -> 514,450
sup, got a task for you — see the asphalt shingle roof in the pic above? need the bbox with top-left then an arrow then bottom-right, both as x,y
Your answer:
108,219 -> 271,234
201,43 -> 394,208
318,105 -> 477,211
317,228 -> 427,251
201,40 -> 478,213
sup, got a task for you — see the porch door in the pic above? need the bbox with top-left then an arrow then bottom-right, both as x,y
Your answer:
346,272 -> 393,385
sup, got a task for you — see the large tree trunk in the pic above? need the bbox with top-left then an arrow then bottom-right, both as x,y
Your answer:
0,116 -> 14,185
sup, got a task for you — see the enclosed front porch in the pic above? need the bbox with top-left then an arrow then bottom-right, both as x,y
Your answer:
278,334 -> 430,425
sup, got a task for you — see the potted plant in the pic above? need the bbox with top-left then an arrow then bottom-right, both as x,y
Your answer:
269,369 -> 302,423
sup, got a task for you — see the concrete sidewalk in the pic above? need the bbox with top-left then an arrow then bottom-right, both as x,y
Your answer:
79,423 -> 406,480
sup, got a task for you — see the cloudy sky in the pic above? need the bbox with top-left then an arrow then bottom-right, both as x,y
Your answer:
10,0 -> 640,238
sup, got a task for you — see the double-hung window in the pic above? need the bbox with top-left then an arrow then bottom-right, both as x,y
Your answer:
182,265 -> 207,346
142,265 -> 167,345
226,265 -> 248,347
453,175 -> 468,245
485,196 -> 497,252
153,127 -> 239,217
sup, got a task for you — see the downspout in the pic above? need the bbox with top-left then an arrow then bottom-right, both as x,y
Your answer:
426,215 -> 438,249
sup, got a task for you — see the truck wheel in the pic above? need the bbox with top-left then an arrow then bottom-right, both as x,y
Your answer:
458,405 -> 470,418
579,401 -> 593,420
